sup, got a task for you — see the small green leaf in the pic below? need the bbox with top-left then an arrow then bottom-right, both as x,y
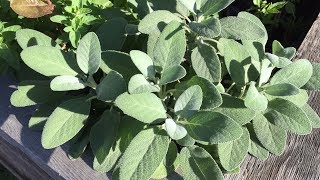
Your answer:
96,18 -> 127,51
201,0 -> 235,16
174,85 -> 203,118
304,63 -> 320,91
263,83 -> 299,96
151,142 -> 179,179
11,80 -> 64,107
246,124 -> 269,160
175,76 -> 222,110
177,134 -> 196,146
179,146 -> 224,180
138,10 -> 182,34
244,82 -> 268,111
76,32 -> 101,75
159,65 -> 187,85
272,40 -> 296,60
128,74 -> 160,94
101,50 -> 140,81
265,53 -> 292,68
165,119 -> 187,140
16,29 -> 58,49
68,129 -> 90,160
189,17 -> 221,38
21,46 -> 80,77
119,128 -> 170,180
129,50 -> 156,78
50,75 -> 86,91
214,94 -> 256,125
266,98 -> 312,135
41,97 -> 91,149
96,71 -> 127,102
191,43 -> 221,83
220,16 -> 266,41
154,21 -> 186,72
259,58 -> 274,86
218,127 -> 250,171
93,116 -> 144,173
115,93 -> 167,123
270,59 -> 313,88
264,89 -> 308,107
301,104 -> 320,128
253,113 -> 287,155
183,111 -> 243,144
90,110 -> 120,164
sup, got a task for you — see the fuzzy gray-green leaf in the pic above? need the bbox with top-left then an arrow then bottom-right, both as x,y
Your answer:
201,0 -> 235,16
16,29 -> 58,49
244,82 -> 268,111
130,50 -> 156,78
263,83 -> 299,96
189,17 -> 221,38
159,65 -> 187,85
301,104 -> 320,128
174,85 -> 203,118
129,74 -> 160,94
41,97 -> 91,149
191,43 -> 221,83
183,111 -> 243,144
115,93 -> 167,123
50,75 -> 86,91
165,119 -> 187,140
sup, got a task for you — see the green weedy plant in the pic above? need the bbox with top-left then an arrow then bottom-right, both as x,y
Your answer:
9,0 -> 320,179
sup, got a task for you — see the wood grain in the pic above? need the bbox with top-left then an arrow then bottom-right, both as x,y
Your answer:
225,13 -> 320,180
0,13 -> 319,180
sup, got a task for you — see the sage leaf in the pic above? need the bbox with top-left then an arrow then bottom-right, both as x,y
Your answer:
50,75 -> 86,91
128,74 -> 160,94
214,94 -> 256,125
96,18 -> 127,51
90,110 -> 120,164
183,111 -> 243,144
138,10 -> 182,34
174,85 -> 203,118
265,53 -> 292,68
218,127 -> 250,171
220,16 -> 265,41
178,0 -> 197,14
119,128 -> 170,180
154,21 -> 186,72
96,71 -> 127,102
21,46 -> 80,77
201,0 -> 235,16
263,83 -> 299,96
16,29 -> 58,49
247,124 -> 269,160
301,104 -> 320,128
68,129 -> 89,160
41,97 -> 91,149
93,116 -> 144,173
76,32 -> 101,75
152,142 -> 179,179
115,93 -> 167,123
191,43 -> 221,83
266,98 -> 312,135
179,146 -> 224,180
259,58 -> 274,86
272,40 -> 296,60
304,63 -> 320,91
264,89 -> 308,107
175,76 -> 222,110
177,134 -> 196,146
147,32 -> 160,59
252,113 -> 287,155
159,65 -> 186,85
165,119 -> 187,140
11,80 -> 64,107
244,82 -> 268,111
270,59 -> 313,88
189,17 -> 221,38
130,50 -> 156,78
101,50 -> 140,81
29,103 -> 57,131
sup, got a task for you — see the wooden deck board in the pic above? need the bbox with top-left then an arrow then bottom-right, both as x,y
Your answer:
0,13 -> 319,180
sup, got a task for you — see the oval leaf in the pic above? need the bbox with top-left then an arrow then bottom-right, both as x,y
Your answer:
244,82 -> 268,111
159,65 -> 187,85
263,83 -> 299,96
41,97 -> 91,149
16,29 -> 57,49
130,50 -> 156,78
50,75 -> 86,91
189,17 -> 221,38
128,74 -> 160,94
165,119 -> 187,140
115,92 -> 167,123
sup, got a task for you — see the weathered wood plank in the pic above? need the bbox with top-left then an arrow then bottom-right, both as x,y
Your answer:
225,13 -> 320,180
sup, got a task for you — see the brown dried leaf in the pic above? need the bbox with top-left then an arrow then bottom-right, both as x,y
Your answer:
10,0 -> 55,18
